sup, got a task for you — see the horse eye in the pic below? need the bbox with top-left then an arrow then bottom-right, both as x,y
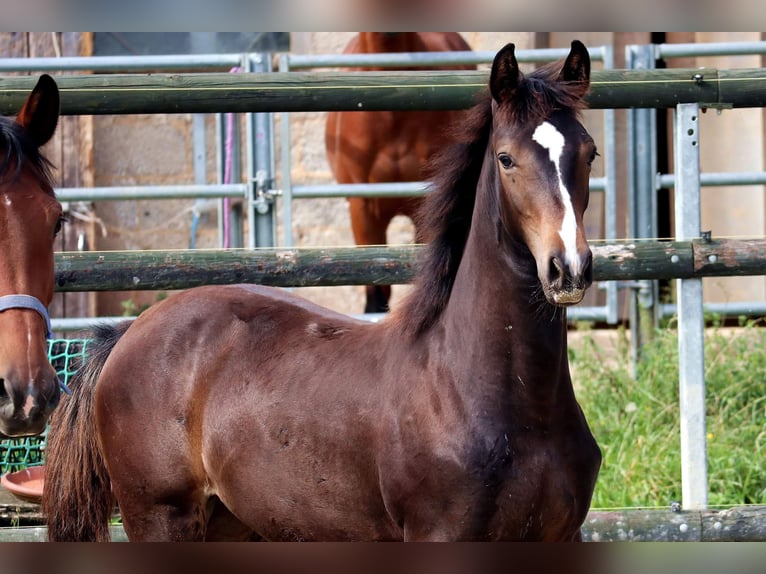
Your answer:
54,216 -> 67,236
498,154 -> 514,169
588,149 -> 600,165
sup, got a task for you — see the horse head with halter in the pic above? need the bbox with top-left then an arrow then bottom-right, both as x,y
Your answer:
0,74 -> 69,438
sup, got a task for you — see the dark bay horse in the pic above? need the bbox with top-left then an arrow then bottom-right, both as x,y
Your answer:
0,74 -> 65,437
43,41 -> 601,541
325,32 -> 474,313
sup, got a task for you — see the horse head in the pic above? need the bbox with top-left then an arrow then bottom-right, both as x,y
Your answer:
0,74 -> 63,437
489,41 -> 596,306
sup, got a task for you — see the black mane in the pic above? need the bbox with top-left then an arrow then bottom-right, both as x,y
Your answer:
0,116 -> 55,190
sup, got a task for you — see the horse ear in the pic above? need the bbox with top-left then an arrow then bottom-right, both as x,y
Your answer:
558,40 -> 591,98
16,74 -> 60,148
490,43 -> 522,104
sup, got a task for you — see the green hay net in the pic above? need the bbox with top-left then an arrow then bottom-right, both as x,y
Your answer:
0,339 -> 89,474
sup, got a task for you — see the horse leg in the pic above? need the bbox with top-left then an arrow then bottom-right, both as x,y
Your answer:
106,452 -> 215,542
365,284 -> 391,314
349,197 -> 393,313
205,497 -> 262,541
116,483 -> 262,541
117,495 -> 210,542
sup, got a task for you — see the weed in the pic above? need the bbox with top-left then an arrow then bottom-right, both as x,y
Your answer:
573,320 -> 766,509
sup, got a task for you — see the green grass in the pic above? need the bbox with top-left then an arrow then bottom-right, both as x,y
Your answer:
571,318 -> 766,510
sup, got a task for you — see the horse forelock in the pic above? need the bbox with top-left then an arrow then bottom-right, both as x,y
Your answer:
0,117 -> 55,191
504,60 -> 589,125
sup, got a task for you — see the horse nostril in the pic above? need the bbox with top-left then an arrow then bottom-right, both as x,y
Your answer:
0,379 -> 7,401
548,256 -> 565,289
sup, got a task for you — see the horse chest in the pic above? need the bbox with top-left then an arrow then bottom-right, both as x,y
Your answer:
484,425 -> 601,540
380,411 -> 599,541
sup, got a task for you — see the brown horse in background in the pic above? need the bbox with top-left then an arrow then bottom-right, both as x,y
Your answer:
43,41 -> 600,541
325,32 -> 474,313
0,75 -> 65,438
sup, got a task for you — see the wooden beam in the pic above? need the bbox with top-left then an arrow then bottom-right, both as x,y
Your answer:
2,506 -> 764,542
582,506 -> 766,542
52,239 -> 766,292
1,67 -> 764,115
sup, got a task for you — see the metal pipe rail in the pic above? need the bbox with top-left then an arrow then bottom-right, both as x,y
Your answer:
0,53 -> 244,73
656,40 -> 766,59
52,299 -> 766,333
657,171 -> 766,188
286,177 -> 608,200
56,183 -> 248,202
0,46 -> 611,74
282,46 -> 610,69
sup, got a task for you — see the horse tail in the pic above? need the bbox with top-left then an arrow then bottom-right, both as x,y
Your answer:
42,321 -> 131,541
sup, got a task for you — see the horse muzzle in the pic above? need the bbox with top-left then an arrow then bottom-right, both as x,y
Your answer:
541,249 -> 593,307
0,369 -> 61,437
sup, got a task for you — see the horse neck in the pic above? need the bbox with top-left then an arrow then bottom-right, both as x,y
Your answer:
437,167 -> 572,404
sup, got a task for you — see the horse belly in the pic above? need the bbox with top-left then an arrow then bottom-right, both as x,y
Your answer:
208,440 -> 402,541
195,344 -> 403,540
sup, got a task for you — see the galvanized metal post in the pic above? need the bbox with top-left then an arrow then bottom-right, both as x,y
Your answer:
278,54 -> 294,247
626,44 -> 659,371
674,102 -> 708,510
191,113 -> 209,250
246,52 -> 277,248
602,44 -> 619,325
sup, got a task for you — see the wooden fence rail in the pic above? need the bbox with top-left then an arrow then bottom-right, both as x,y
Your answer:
1,67 -> 766,115
53,238 -> 766,292
2,504 -> 764,541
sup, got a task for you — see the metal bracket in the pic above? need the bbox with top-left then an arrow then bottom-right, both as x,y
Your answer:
252,169 -> 278,214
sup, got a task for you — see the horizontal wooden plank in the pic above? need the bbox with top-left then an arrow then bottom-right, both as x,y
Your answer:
0,486 -> 43,527
54,246 -> 420,292
0,67 -> 763,115
593,240 -> 695,281
692,238 -> 766,277
582,506 -> 766,542
0,525 -> 128,542
1,506 -> 763,541
52,239 -> 766,293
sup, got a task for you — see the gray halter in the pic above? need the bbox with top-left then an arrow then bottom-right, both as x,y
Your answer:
0,294 -> 70,394
0,294 -> 53,339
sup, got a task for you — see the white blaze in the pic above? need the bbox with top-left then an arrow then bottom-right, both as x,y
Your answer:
532,121 -> 580,274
